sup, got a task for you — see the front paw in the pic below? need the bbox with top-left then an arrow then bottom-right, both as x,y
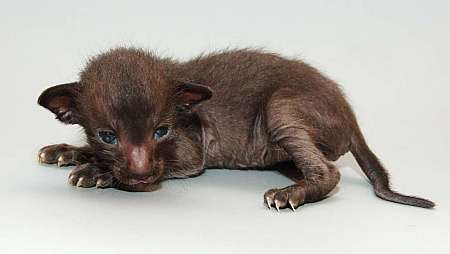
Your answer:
68,164 -> 113,188
38,144 -> 88,167
264,185 -> 306,212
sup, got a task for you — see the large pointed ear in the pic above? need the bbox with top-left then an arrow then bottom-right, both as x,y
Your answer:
174,81 -> 212,110
37,82 -> 81,124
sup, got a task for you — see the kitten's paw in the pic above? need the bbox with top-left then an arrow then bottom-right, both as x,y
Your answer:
38,144 -> 86,167
264,185 -> 306,212
68,164 -> 113,188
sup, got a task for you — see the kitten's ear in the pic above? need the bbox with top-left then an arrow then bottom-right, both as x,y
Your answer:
175,81 -> 212,108
37,82 -> 82,124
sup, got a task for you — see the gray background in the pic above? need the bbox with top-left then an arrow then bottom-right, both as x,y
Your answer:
1,0 -> 449,253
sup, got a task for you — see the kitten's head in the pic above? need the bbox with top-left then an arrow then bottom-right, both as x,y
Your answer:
38,48 -> 211,191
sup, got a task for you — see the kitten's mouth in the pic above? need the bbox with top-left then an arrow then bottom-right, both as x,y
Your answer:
116,180 -> 161,192
127,175 -> 160,185
113,168 -> 164,187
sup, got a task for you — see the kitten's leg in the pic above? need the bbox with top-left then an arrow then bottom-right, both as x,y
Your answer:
264,95 -> 340,211
38,144 -> 93,167
68,163 -> 114,188
273,161 -> 304,182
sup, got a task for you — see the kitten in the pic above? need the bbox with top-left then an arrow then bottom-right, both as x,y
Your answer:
37,47 -> 434,210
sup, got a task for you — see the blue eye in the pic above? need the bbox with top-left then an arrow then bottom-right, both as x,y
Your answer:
98,131 -> 118,145
154,126 -> 169,140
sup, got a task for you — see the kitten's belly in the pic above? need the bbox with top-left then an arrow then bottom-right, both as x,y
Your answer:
202,128 -> 289,169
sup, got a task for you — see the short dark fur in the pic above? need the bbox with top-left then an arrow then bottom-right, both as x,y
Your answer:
38,47 -> 434,209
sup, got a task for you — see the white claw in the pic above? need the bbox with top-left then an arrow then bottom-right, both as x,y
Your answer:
274,200 -> 281,212
289,201 -> 296,212
76,177 -> 84,187
57,156 -> 64,167
96,179 -> 104,187
38,152 -> 45,164
68,175 -> 75,184
266,197 -> 272,209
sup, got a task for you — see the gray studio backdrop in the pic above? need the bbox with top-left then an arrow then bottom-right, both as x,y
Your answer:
0,1 -> 449,253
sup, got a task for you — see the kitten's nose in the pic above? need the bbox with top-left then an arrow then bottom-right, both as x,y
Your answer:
127,145 -> 151,175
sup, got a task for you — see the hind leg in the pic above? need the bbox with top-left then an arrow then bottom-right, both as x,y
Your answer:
273,161 -> 304,182
264,94 -> 340,211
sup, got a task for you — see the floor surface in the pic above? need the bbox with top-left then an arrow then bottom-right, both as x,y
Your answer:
1,1 -> 449,253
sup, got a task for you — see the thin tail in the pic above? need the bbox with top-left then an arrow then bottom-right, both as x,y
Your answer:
350,128 -> 435,208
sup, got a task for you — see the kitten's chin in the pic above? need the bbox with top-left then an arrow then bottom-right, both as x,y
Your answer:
112,167 -> 165,191
116,181 -> 161,192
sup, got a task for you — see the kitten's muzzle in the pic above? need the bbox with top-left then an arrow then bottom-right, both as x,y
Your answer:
127,145 -> 152,175
113,161 -> 165,186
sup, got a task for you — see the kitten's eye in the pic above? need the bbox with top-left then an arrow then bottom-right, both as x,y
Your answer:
98,130 -> 118,145
154,126 -> 169,140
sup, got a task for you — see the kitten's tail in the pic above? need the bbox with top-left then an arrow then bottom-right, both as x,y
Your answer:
350,127 -> 435,208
